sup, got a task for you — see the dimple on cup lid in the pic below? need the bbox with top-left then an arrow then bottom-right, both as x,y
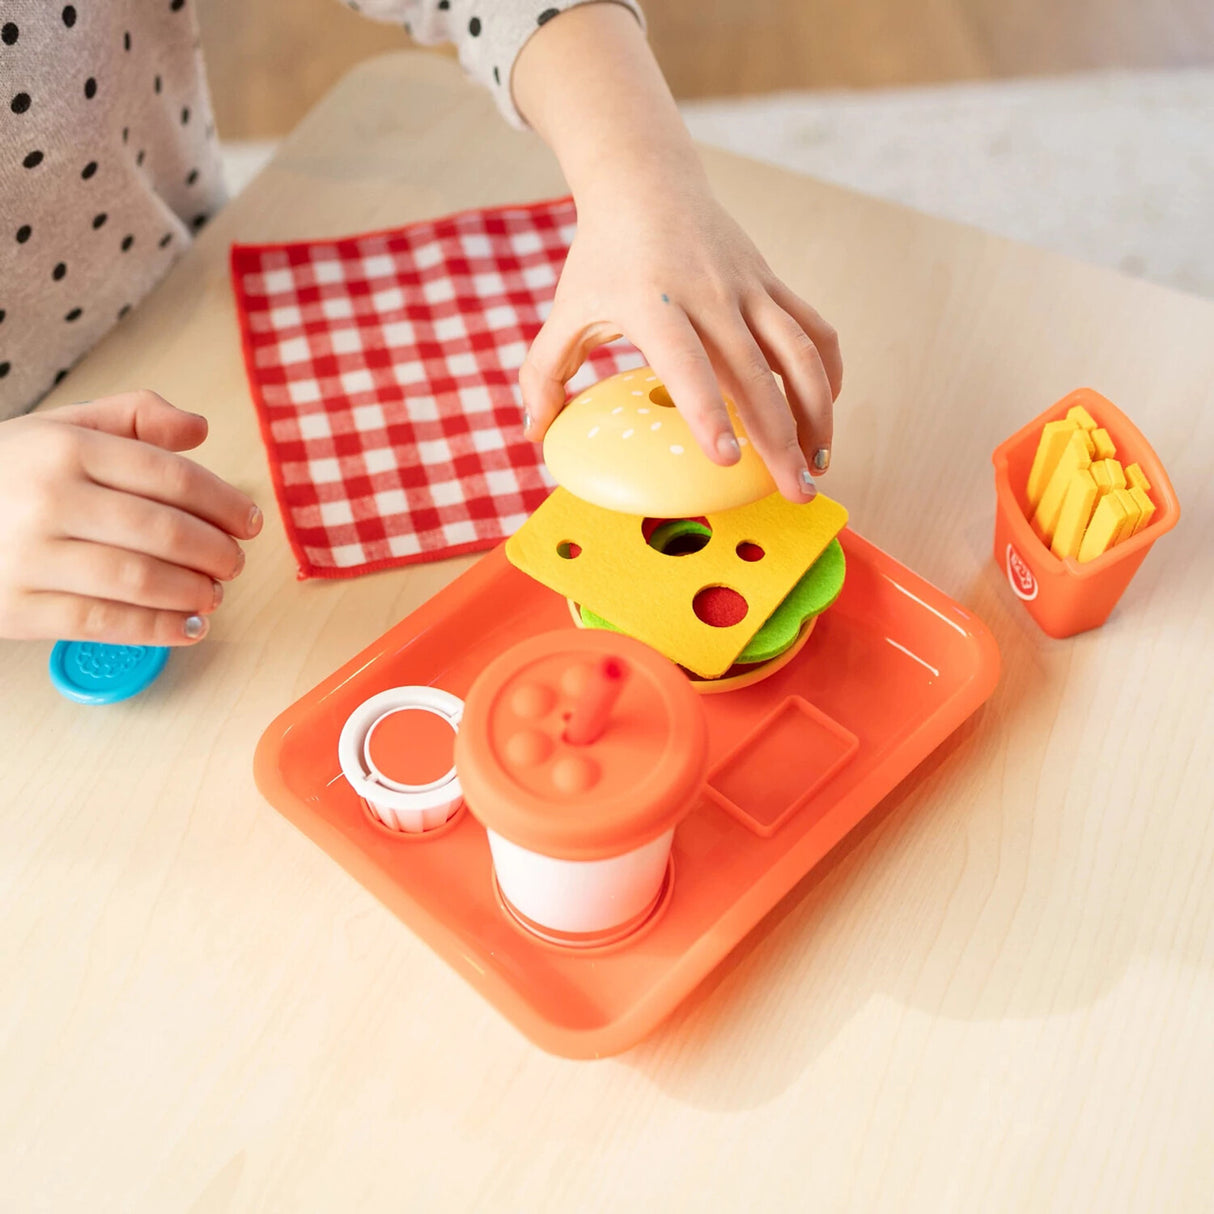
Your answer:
454,630 -> 709,862
49,641 -> 170,704
338,686 -> 464,816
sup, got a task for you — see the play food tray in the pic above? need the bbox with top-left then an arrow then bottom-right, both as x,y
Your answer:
255,529 -> 1000,1058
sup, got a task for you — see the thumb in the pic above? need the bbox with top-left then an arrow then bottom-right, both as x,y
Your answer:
519,308 -> 621,440
49,389 -> 208,452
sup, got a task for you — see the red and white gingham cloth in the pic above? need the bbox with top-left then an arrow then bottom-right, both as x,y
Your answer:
231,196 -> 643,578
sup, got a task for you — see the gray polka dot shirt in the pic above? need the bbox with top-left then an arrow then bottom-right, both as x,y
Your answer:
0,0 -> 642,419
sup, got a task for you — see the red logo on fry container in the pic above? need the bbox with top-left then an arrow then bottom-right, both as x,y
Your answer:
1005,543 -> 1038,601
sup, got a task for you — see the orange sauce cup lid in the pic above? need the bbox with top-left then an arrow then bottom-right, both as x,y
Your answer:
455,631 -> 708,861
365,707 -> 457,791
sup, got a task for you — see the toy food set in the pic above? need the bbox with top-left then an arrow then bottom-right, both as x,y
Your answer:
993,388 -> 1180,638
256,367 -> 1001,1058
230,197 -> 643,579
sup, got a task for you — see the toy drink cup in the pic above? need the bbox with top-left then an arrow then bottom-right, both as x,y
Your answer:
455,630 -> 708,943
338,686 -> 464,833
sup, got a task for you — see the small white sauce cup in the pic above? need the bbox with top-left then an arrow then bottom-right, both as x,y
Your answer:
338,686 -> 464,834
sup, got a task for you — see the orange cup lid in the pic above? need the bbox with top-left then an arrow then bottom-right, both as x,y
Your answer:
454,631 -> 708,861
365,707 -> 456,790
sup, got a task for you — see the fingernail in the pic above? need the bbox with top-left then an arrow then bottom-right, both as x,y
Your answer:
813,447 -> 831,472
231,548 -> 246,577
716,432 -> 741,463
247,504 -> 263,535
211,580 -> 224,610
799,468 -> 817,498
522,410 -> 532,433
183,614 -> 208,640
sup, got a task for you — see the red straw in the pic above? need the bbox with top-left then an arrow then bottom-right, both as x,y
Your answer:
564,657 -> 629,746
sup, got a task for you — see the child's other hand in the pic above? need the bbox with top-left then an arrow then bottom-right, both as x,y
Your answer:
519,185 -> 842,503
0,391 -> 262,646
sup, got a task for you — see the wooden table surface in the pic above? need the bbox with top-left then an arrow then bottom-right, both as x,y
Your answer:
3,53 -> 1212,1212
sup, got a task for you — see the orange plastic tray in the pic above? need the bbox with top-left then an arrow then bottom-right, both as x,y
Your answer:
255,529 -> 1000,1057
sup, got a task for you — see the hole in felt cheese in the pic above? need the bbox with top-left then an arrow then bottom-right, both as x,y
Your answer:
693,586 -> 748,627
505,487 -> 848,678
557,541 -> 581,559
736,541 -> 764,562
647,518 -> 712,556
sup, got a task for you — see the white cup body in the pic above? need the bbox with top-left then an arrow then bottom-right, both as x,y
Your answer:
487,828 -> 674,934
365,793 -> 461,835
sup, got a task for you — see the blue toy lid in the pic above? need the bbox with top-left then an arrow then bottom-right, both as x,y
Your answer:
49,641 -> 170,704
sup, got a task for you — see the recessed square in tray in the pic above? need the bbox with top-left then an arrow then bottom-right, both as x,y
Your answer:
706,696 -> 860,837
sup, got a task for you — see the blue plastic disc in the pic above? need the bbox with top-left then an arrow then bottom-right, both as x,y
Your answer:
49,642 -> 170,705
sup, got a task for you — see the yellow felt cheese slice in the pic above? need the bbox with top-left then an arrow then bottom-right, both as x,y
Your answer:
506,489 -> 848,678
1128,485 -> 1156,535
1066,404 -> 1098,430
1050,468 -> 1099,560
1091,428 -> 1117,460
1026,419 -> 1079,510
1078,493 -> 1128,562
1032,429 -> 1092,544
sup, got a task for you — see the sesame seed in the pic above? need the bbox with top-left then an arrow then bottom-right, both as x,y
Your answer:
670,444 -> 685,454
622,428 -> 634,439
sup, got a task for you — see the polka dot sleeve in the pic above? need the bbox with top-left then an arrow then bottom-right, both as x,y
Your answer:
340,0 -> 646,128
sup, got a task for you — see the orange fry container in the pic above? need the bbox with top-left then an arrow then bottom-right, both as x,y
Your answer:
992,388 -> 1180,638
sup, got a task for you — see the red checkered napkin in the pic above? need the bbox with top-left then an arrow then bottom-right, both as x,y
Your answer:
231,196 -> 643,578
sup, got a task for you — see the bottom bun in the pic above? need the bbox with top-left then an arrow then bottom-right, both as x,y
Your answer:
567,599 -> 818,695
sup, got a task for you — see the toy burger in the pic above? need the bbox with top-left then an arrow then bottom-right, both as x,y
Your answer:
506,367 -> 849,691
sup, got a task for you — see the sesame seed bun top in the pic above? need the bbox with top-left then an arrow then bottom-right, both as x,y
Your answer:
543,367 -> 776,516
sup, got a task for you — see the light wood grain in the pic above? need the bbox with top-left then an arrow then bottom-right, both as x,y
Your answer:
2,52 -> 1213,1212
197,0 -> 1214,137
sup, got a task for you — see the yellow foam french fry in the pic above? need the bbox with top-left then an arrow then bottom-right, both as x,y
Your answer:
1066,404 -> 1098,431
1050,468 -> 1099,559
1128,485 -> 1156,535
1078,493 -> 1129,562
1110,488 -> 1142,544
1027,419 -> 1079,510
1125,462 -> 1151,493
1091,428 -> 1117,460
1032,430 -> 1092,544
1091,458 -> 1126,497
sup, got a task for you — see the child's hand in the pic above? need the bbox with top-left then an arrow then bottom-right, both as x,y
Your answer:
0,391 -> 262,646
520,182 -> 842,504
